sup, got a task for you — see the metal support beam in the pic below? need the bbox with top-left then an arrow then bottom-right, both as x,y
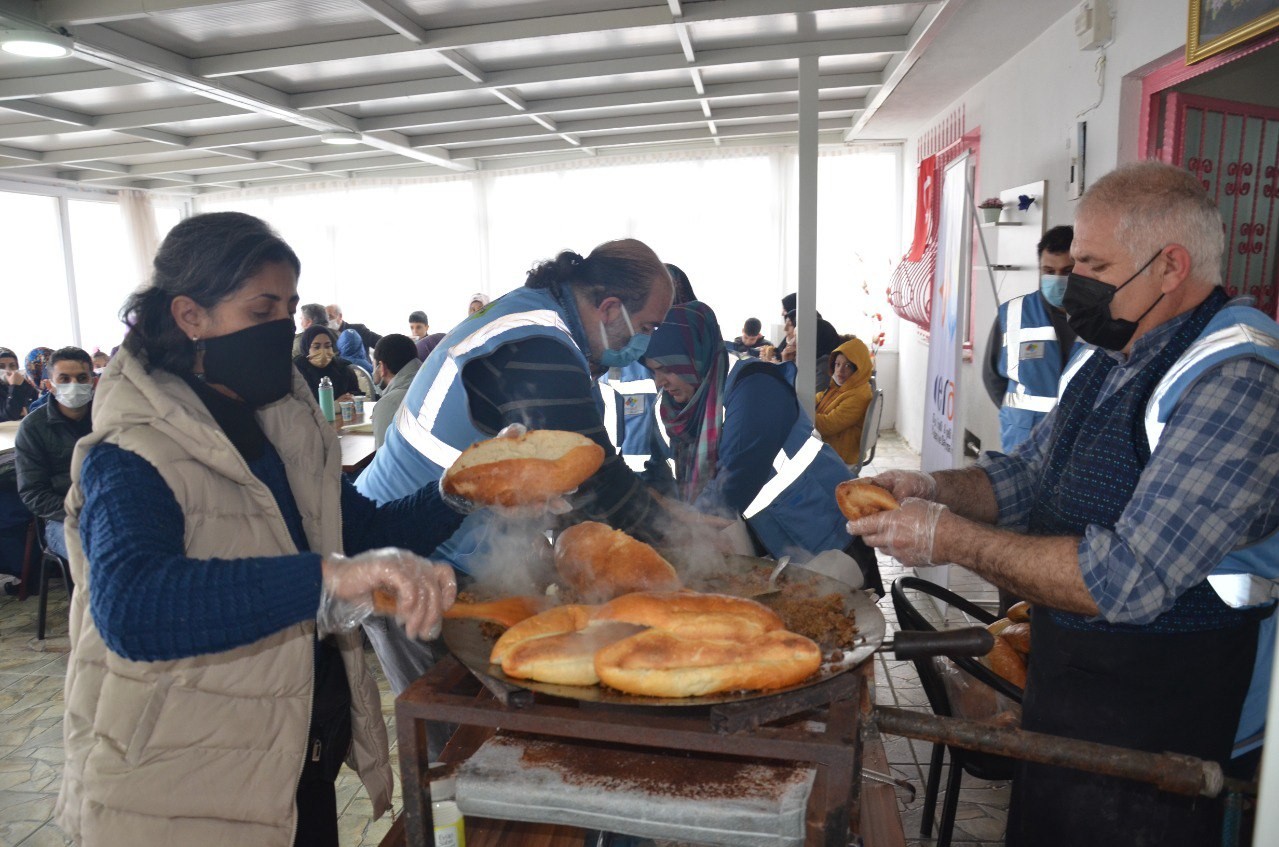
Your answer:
796,54 -> 819,419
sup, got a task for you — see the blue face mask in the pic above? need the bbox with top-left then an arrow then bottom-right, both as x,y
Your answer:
598,305 -> 651,368
1040,274 -> 1069,308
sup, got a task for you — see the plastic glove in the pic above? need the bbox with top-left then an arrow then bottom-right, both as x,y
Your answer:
846,498 -> 947,567
862,469 -> 939,502
318,548 -> 458,641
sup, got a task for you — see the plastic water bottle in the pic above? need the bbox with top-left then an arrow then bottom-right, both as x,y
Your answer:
318,376 -> 335,422
429,766 -> 465,847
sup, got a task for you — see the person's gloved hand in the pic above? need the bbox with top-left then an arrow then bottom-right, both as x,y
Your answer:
438,422 -> 575,517
861,469 -> 939,502
847,498 -> 947,567
318,548 -> 457,641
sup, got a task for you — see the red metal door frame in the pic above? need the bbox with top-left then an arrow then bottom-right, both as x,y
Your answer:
1139,30 -> 1279,159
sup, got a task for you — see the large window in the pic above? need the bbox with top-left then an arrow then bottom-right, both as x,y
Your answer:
197,146 -> 902,348
3,187 -> 186,360
5,147 -> 900,365
68,198 -> 135,356
1,191 -> 72,359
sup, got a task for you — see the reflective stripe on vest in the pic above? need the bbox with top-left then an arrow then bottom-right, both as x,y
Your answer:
1206,573 -> 1279,609
743,428 -> 825,519
1004,296 -> 1060,384
1145,323 -> 1279,449
1057,348 -> 1096,399
1003,389 -> 1058,412
598,381 -> 621,450
611,378 -> 656,394
395,308 -> 572,468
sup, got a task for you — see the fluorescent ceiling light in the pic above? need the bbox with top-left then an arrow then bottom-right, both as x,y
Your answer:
1,30 -> 74,59
320,131 -> 363,145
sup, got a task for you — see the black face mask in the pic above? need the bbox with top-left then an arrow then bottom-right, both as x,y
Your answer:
1063,250 -> 1165,351
197,318 -> 296,407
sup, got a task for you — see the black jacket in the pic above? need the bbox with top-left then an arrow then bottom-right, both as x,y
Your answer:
1,381 -> 37,422
15,399 -> 93,522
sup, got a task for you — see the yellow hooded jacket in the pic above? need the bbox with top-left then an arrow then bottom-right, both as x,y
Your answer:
814,337 -> 874,464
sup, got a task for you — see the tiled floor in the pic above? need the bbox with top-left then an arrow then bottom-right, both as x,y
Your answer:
0,430 -> 1009,847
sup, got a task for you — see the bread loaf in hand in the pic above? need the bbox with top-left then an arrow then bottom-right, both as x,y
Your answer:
554,522 -> 681,601
835,480 -> 900,521
442,429 -> 604,507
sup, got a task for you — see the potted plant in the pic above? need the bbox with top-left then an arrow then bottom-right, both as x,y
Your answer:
978,197 -> 1004,223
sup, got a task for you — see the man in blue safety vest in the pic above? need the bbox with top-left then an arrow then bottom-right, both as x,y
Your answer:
852,162 -> 1279,847
983,225 -> 1079,452
354,239 -> 698,708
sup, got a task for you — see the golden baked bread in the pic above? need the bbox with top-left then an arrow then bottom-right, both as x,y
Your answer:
490,604 -> 596,665
554,521 -> 681,601
980,634 -> 1028,689
442,429 -> 605,507
500,622 -> 645,685
594,628 -> 823,697
835,479 -> 900,521
1006,601 -> 1032,622
592,591 -> 782,640
1000,621 -> 1031,655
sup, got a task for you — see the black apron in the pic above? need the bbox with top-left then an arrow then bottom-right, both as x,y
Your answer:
1005,600 -> 1258,847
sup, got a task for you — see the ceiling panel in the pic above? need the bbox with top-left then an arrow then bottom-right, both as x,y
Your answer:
32,80 -> 198,112
337,88 -> 504,117
514,69 -> 694,101
103,0 -> 389,56
466,28 -> 678,68
244,49 -> 454,89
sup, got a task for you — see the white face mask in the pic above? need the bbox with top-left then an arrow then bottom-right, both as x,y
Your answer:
54,382 -> 93,409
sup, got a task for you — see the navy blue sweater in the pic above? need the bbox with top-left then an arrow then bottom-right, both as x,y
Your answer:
79,441 -> 463,662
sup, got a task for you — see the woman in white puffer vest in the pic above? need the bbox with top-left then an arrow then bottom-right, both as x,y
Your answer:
56,212 -> 464,847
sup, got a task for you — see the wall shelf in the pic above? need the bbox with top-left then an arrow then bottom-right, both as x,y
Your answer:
979,221 -> 1024,227
975,264 -> 1029,271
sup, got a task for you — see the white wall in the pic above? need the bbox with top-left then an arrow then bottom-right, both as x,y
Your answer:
894,0 -> 1188,455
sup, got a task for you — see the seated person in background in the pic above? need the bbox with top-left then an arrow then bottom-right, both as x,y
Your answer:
293,302 -> 336,358
91,350 -> 110,374
645,302 -> 882,594
370,334 -> 421,448
326,303 -> 382,355
729,317 -> 772,357
336,325 -> 374,376
294,325 -> 357,402
814,336 -> 875,466
15,346 -> 94,559
1,347 -> 38,421
467,293 -> 489,316
777,293 -> 840,390
408,310 -> 445,361
24,348 -> 53,413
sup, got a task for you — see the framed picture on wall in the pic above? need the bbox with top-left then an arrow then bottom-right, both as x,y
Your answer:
1188,0 -> 1279,63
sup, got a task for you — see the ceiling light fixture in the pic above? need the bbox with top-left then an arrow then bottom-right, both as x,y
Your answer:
320,131 -> 363,146
0,29 -> 75,59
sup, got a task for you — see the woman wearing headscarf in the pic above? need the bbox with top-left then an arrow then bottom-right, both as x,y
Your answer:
57,212 -> 464,847
814,337 -> 875,466
645,302 -> 882,593
294,324 -> 359,401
